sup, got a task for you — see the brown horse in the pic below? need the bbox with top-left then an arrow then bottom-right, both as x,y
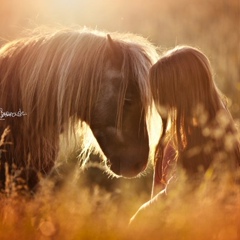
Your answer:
0,28 -> 158,189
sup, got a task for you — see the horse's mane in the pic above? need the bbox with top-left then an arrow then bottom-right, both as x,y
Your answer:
0,27 -> 158,169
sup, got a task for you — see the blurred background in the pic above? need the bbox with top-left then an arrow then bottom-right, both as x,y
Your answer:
0,0 -> 239,197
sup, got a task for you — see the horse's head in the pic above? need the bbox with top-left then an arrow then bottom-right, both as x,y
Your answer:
89,34 -> 153,178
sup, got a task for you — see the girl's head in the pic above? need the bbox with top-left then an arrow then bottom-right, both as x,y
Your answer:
149,46 -> 222,121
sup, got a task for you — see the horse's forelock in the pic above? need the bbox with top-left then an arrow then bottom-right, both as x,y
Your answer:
119,38 -> 158,118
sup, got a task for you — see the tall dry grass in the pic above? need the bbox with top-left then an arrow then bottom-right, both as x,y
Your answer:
0,166 -> 239,240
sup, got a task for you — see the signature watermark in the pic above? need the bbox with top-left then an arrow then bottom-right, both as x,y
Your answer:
0,108 -> 27,121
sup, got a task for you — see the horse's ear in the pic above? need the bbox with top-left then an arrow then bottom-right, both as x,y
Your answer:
107,34 -> 123,69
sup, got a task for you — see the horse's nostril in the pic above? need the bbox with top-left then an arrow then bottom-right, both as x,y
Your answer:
135,162 -> 146,172
110,164 -> 121,176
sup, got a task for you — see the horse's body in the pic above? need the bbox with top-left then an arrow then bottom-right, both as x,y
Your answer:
0,28 -> 158,188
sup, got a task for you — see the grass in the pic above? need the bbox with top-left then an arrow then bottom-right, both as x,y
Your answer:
0,161 -> 239,240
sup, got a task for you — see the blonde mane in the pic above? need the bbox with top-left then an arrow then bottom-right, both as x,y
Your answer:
0,27 -> 158,172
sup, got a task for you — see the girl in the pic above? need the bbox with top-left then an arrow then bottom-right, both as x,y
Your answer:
130,45 -> 239,224
150,45 -> 240,192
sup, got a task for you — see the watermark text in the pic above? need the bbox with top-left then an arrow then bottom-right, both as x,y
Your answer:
0,108 -> 27,120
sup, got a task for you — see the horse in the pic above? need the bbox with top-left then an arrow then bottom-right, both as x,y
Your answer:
0,28 -> 158,189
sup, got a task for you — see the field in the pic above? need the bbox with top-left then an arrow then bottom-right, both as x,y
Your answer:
0,0 -> 239,239
0,166 -> 239,240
